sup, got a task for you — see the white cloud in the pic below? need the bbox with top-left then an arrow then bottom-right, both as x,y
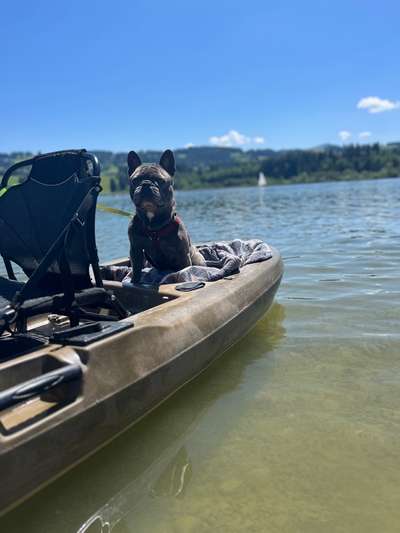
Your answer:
209,130 -> 265,147
209,130 -> 249,146
359,131 -> 371,139
338,130 -> 352,142
357,96 -> 400,114
185,142 -> 194,148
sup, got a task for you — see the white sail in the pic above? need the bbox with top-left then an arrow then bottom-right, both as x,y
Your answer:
258,172 -> 267,186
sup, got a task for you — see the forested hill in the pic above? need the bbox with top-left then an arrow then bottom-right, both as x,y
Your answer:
1,143 -> 399,192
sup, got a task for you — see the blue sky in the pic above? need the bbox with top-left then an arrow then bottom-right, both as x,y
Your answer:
2,0 -> 399,152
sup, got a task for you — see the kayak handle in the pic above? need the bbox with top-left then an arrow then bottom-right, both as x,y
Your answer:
0,364 -> 82,411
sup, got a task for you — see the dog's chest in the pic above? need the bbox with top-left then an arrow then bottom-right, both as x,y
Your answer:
131,217 -> 191,270
143,233 -> 188,270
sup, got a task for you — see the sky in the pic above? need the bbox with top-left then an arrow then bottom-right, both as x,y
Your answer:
1,0 -> 400,153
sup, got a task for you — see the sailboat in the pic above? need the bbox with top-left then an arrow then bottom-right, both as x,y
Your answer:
258,171 -> 267,187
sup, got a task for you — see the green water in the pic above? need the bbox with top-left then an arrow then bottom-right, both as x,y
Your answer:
1,178 -> 399,532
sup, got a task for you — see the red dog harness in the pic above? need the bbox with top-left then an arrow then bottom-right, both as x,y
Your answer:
141,214 -> 182,243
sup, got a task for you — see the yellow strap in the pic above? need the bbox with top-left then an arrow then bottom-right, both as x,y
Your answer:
97,203 -> 132,218
0,187 -> 7,198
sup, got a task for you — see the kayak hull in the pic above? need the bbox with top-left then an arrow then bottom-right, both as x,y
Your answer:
0,248 -> 283,514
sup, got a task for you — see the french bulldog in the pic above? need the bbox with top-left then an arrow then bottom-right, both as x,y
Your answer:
127,149 -> 205,284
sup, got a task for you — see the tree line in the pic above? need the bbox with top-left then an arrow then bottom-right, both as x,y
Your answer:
1,143 -> 399,192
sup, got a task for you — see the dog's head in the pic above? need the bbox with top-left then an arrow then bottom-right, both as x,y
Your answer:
127,149 -> 176,224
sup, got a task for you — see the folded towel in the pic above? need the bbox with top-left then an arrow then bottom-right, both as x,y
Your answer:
101,239 -> 273,286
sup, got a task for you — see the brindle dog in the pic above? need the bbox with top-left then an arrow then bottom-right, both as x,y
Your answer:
127,149 -> 205,283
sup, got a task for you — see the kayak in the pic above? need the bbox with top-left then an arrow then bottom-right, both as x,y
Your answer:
0,249 -> 282,514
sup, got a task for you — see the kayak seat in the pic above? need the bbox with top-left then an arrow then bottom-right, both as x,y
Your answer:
0,276 -> 59,304
11,288 -> 117,328
0,150 -> 128,334
0,276 -> 112,320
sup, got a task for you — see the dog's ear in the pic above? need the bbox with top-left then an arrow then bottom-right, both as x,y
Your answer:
159,149 -> 176,177
127,151 -> 142,175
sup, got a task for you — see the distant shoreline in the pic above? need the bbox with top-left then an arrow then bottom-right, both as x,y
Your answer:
2,144 -> 399,194
100,173 -> 399,195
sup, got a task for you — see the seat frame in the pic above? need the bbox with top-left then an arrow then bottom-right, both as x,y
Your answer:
0,150 -> 129,337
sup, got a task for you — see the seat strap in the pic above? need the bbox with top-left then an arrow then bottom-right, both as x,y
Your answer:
58,230 -> 75,309
1,255 -> 16,281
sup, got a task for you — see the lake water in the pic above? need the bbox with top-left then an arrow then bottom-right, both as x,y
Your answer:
1,178 -> 400,532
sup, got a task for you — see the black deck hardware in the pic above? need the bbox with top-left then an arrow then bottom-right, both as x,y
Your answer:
49,321 -> 133,346
175,281 -> 206,292
50,322 -> 103,343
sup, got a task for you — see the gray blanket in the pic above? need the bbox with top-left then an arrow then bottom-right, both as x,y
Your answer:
102,239 -> 272,286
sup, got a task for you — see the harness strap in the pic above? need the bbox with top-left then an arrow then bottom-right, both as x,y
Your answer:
142,215 -> 181,242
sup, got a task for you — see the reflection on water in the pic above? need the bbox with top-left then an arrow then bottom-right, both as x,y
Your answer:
78,445 -> 192,532
1,178 -> 400,532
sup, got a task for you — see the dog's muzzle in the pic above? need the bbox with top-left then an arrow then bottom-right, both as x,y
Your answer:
133,180 -> 163,206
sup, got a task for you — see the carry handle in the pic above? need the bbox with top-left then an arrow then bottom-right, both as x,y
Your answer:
0,364 -> 82,411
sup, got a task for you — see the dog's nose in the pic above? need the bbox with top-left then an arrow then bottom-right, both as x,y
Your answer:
141,180 -> 153,187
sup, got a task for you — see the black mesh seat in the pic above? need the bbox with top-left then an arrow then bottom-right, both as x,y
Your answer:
0,149 -> 127,334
